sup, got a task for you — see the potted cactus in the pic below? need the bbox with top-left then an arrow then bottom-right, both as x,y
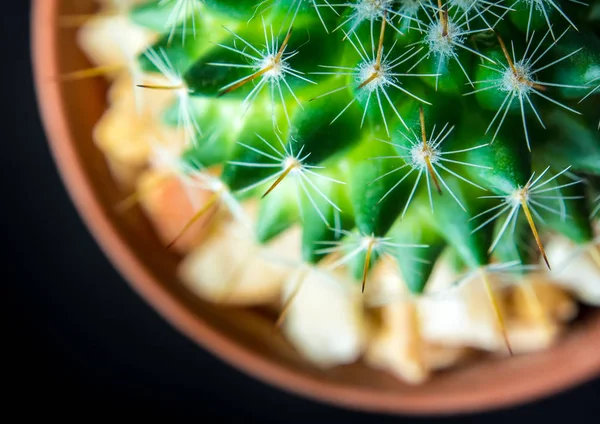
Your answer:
38,0 -> 600,412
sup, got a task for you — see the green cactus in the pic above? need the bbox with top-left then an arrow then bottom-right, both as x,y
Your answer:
88,0 -> 600,351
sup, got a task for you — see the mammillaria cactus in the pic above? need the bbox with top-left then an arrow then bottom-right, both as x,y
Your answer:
70,0 -> 600,380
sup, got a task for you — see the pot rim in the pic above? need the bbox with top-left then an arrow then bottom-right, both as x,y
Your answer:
31,0 -> 600,415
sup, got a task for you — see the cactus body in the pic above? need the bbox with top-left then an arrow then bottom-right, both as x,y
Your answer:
80,0 -> 600,357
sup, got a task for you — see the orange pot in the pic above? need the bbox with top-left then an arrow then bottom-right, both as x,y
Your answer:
32,0 -> 600,414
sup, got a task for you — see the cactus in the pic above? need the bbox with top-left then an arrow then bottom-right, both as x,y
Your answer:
73,0 -> 600,356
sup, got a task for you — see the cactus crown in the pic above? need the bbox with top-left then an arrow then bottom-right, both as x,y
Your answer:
79,0 -> 600,349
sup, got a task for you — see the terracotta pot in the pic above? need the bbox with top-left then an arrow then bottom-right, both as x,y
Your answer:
32,0 -> 600,414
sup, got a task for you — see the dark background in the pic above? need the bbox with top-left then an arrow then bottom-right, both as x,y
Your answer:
5,1 -> 600,421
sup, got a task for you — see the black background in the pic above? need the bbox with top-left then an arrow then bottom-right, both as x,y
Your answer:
5,1 -> 600,421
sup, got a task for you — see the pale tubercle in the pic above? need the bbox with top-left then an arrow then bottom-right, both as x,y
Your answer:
178,200 -> 304,306
99,75 -> 198,195
498,271 -> 580,354
362,256 -> 475,383
544,235 -> 600,306
365,301 -> 430,384
73,8 -> 162,116
76,10 -> 156,78
363,257 -> 429,384
280,266 -> 368,368
508,275 -> 578,328
417,255 -> 572,354
361,256 -> 408,308
91,81 -> 175,189
413,259 -> 511,352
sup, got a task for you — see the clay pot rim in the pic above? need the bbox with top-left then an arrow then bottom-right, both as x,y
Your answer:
32,0 -> 600,415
